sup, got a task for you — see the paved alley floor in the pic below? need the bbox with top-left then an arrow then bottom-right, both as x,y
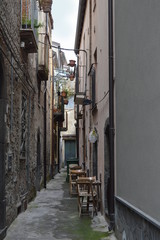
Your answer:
4,168 -> 117,240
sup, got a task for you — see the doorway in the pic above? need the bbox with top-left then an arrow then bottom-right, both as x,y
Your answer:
36,128 -> 41,191
104,118 -> 110,216
0,53 -> 7,238
93,140 -> 98,179
64,140 -> 76,166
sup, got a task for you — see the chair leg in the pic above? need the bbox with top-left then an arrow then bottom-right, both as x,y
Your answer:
77,197 -> 81,217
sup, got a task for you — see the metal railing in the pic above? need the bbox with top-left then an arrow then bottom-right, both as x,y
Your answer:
21,0 -> 38,41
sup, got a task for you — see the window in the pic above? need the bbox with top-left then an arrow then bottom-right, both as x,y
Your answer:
20,91 -> 27,158
91,67 -> 96,108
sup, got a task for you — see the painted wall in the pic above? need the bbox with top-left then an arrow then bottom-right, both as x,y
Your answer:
115,0 -> 160,223
76,0 -> 110,214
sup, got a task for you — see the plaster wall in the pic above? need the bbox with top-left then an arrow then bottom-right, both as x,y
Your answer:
77,0 -> 110,214
115,0 -> 160,224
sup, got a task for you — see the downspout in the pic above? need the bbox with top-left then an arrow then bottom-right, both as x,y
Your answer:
89,0 -> 92,175
58,123 -> 60,173
50,50 -> 55,179
43,13 -> 47,188
44,80 -> 47,188
76,55 -> 79,160
108,0 -> 115,230
52,67 -> 55,178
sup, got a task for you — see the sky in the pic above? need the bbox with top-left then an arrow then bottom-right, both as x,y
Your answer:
52,0 -> 79,62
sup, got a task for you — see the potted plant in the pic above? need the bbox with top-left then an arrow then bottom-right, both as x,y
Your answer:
69,60 -> 76,67
69,73 -> 75,81
61,89 -> 68,98
63,98 -> 69,105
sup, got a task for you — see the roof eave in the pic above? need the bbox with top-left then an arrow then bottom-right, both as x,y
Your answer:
74,0 -> 87,54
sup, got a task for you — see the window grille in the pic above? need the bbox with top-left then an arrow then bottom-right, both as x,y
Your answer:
20,92 -> 27,158
91,67 -> 96,108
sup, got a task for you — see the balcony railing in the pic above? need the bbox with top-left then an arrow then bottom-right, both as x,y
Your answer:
20,0 -> 38,53
38,35 -> 49,80
53,96 -> 64,122
38,12 -> 52,81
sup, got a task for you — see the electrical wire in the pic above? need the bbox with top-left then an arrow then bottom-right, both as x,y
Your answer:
95,90 -> 109,105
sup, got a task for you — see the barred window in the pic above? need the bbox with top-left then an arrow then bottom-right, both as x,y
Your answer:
20,91 -> 27,158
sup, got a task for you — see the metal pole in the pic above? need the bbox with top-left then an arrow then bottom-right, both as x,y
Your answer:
44,80 -> 47,188
108,0 -> 115,230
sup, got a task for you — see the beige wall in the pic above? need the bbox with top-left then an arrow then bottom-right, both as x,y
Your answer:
77,0 -> 109,213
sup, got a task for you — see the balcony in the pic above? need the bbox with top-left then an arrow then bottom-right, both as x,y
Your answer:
20,0 -> 38,53
38,35 -> 49,81
37,11 -> 53,81
53,97 -> 64,122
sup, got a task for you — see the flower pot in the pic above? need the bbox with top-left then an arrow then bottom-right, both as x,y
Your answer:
61,90 -> 67,97
69,74 -> 75,81
69,60 -> 76,67
64,99 -> 68,105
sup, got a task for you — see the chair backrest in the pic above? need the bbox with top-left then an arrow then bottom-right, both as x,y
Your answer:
69,170 -> 86,183
76,176 -> 96,195
76,176 -> 96,184
70,165 -> 82,170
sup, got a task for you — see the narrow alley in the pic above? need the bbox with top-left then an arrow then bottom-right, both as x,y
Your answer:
4,169 -> 116,240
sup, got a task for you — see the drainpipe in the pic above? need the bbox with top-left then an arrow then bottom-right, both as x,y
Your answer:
75,55 -> 79,160
44,80 -> 47,188
51,51 -> 55,178
76,55 -> 80,159
58,123 -> 60,173
89,0 -> 92,175
108,0 -> 115,230
43,13 -> 47,188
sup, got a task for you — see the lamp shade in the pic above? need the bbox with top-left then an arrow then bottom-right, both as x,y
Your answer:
88,129 -> 98,143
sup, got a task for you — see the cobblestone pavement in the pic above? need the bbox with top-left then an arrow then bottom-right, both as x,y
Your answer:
4,168 -> 117,240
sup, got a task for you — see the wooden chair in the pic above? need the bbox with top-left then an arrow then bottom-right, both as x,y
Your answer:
69,169 -> 85,196
69,165 -> 82,171
76,176 -> 98,217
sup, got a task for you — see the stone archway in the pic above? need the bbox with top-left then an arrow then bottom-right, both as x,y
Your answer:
0,52 -> 7,238
104,118 -> 110,216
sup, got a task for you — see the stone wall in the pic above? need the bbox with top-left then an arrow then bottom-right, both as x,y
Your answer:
0,0 -> 51,232
115,199 -> 160,240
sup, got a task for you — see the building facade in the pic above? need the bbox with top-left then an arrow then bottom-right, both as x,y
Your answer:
0,0 -> 53,239
75,0 -> 160,238
74,0 -> 113,227
115,0 -> 160,238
